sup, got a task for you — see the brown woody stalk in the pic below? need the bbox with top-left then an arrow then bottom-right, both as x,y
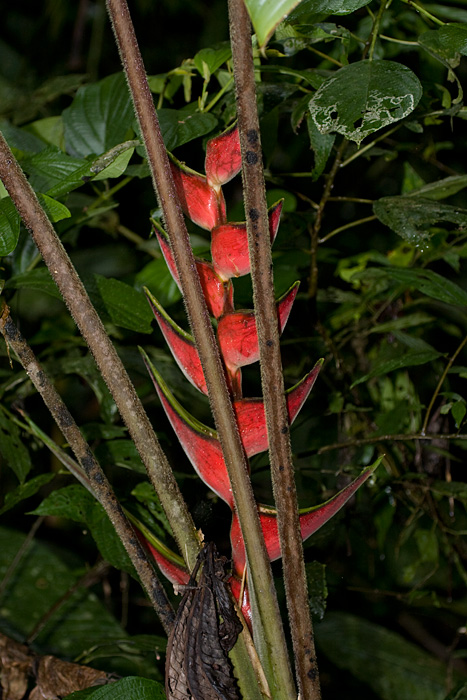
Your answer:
228,0 -> 322,697
0,130 -> 200,571
105,1 -> 294,696
0,300 -> 175,634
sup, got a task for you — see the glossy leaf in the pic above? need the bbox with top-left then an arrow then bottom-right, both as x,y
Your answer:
0,196 -> 21,256
63,73 -> 134,157
205,123 -> 242,188
309,61 -> 422,147
217,281 -> 299,374
211,201 -> 283,280
231,461 -> 381,575
157,108 -> 218,151
244,0 -> 304,47
169,155 -> 226,230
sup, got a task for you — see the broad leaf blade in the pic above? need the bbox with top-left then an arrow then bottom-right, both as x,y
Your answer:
309,60 -> 422,146
63,73 -> 134,157
316,612 -> 460,700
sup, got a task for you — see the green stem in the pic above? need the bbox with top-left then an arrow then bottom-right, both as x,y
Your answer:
228,1 -> 320,698
0,300 -> 176,634
318,214 -> 377,244
400,0 -> 445,25
317,432 -> 467,454
0,130 -> 201,573
367,0 -> 387,61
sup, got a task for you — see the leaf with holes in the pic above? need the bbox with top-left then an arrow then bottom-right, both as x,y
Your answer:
308,60 -> 422,146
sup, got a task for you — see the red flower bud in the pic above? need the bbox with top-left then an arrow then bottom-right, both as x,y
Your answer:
169,155 -> 226,230
205,123 -> 242,188
211,201 -> 283,281
217,282 -> 299,375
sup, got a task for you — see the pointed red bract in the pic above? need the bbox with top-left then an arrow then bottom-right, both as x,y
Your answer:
205,123 -> 242,188
217,282 -> 299,374
135,530 -> 190,587
169,157 -> 226,230
211,201 -> 283,281
229,575 -> 252,628
155,226 -> 233,319
230,463 -> 379,575
142,352 -> 235,507
233,361 -> 323,458
145,289 -> 207,395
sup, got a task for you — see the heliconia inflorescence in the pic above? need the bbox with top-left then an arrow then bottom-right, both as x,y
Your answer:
138,123 -> 377,625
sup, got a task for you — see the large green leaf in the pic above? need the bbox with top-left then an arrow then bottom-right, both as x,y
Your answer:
63,73 -> 134,157
419,24 -> 467,62
156,108 -> 217,151
316,612 -> 459,700
65,677 -> 165,700
0,474 -> 55,515
0,527 -> 161,677
5,270 -> 155,333
373,196 -> 467,244
244,0 -> 305,47
308,60 -> 422,146
31,484 -> 135,576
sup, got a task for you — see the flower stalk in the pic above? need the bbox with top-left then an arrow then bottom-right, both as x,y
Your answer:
227,0 -> 322,696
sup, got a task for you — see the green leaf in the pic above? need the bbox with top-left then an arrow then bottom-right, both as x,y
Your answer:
37,193 -> 71,223
31,485 -> 136,576
93,275 -> 154,334
63,73 -> 134,157
22,146 -> 85,192
64,677 -> 165,700
0,409 -> 33,483
287,0 -> 372,23
135,257 -> 182,308
193,45 -> 231,77
351,334 -> 443,387
244,0 -> 305,47
419,24 -> 467,62
316,612 -> 460,700
0,196 -> 21,256
406,174 -> 467,201
5,267 -> 63,299
0,474 -> 55,515
0,527 -> 157,677
307,115 -> 335,180
157,108 -> 217,151
373,196 -> 467,244
382,267 -> 467,308
308,60 -> 422,147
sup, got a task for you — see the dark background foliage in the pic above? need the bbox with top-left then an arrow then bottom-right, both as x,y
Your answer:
1,1 -> 467,698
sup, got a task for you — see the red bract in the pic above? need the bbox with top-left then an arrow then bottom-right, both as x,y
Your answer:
230,461 -> 381,576
205,123 -> 242,188
211,201 -> 283,281
233,361 -> 323,458
145,289 -> 207,395
154,226 -> 233,319
142,349 -> 235,507
169,156 -> 226,230
218,282 -> 299,375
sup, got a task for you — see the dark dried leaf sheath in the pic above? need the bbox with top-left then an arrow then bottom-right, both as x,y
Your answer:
165,543 -> 242,700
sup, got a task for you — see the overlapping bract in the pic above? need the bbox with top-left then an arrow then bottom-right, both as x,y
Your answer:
139,123 -> 376,623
